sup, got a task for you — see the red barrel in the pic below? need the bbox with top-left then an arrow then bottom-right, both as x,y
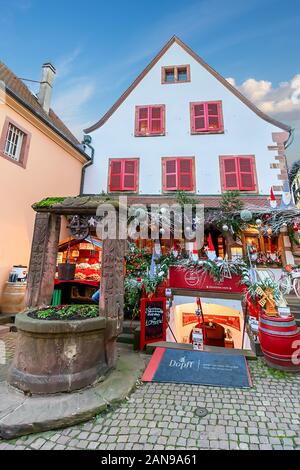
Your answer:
258,313 -> 300,371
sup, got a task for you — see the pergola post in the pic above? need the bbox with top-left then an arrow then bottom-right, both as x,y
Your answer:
25,212 -> 61,308
100,238 -> 126,369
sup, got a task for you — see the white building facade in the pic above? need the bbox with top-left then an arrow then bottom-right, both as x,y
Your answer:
83,36 -> 291,197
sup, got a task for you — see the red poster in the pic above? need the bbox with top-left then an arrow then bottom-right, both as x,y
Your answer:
140,297 -> 167,350
182,312 -> 241,331
169,266 -> 244,293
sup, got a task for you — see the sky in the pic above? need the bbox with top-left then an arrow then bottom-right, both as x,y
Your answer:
1,0 -> 300,165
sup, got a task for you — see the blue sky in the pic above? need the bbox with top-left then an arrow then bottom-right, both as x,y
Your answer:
1,0 -> 300,163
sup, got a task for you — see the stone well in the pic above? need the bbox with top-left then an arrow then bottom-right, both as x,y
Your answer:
8,312 -> 108,394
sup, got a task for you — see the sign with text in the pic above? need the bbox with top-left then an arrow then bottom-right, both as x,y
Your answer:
169,266 -> 244,293
140,297 -> 167,350
142,347 -> 252,388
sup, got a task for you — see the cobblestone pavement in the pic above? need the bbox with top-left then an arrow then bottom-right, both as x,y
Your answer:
0,333 -> 299,450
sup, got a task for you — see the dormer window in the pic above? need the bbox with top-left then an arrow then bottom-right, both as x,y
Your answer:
162,65 -> 190,84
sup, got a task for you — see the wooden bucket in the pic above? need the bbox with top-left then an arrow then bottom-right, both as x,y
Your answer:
258,313 -> 300,371
1,282 -> 27,314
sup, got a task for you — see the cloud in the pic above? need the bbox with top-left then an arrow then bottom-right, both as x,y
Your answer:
55,48 -> 82,79
227,75 -> 300,162
52,78 -> 96,139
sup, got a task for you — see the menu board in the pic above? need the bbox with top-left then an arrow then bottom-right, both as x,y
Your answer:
140,297 -> 167,350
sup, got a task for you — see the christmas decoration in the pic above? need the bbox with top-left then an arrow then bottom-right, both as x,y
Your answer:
240,209 -> 253,222
269,187 -> 277,209
280,180 -> 295,209
206,233 -> 216,261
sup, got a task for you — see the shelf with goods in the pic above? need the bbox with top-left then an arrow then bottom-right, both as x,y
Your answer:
52,237 -> 102,306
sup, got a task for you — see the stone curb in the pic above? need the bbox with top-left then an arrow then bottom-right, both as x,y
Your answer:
0,347 -> 146,440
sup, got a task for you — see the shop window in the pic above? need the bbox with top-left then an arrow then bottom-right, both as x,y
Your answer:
161,65 -> 190,84
108,158 -> 139,192
0,118 -> 31,168
220,155 -> 257,191
190,101 -> 223,133
162,157 -> 195,192
135,105 -> 165,136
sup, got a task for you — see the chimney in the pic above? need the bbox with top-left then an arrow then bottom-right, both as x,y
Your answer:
38,62 -> 56,114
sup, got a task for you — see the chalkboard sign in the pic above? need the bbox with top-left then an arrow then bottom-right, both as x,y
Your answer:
140,297 -> 167,350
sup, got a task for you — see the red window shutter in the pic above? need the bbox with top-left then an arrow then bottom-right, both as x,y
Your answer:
109,160 -> 122,191
136,107 -> 149,135
221,157 -> 239,190
123,160 -> 137,190
207,102 -> 222,131
178,158 -> 193,190
191,101 -> 223,132
150,106 -> 164,134
191,103 -> 205,132
136,105 -> 165,135
238,157 -> 256,190
163,159 -> 177,190
109,159 -> 138,191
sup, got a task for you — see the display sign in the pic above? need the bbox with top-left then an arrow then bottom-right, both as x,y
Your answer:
140,297 -> 167,350
192,328 -> 204,351
169,266 -> 244,293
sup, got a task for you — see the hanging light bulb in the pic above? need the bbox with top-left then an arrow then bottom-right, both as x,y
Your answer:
256,219 -> 262,227
222,224 -> 229,232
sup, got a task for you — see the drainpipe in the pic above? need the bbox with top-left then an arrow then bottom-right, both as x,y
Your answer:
80,135 -> 95,195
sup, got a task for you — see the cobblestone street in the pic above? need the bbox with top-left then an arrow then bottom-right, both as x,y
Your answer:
0,333 -> 299,451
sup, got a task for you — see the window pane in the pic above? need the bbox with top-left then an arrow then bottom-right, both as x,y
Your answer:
195,117 -> 205,130
110,175 -> 121,190
124,175 -> 135,189
178,68 -> 187,81
179,159 -> 191,173
239,158 -> 251,172
4,124 -> 25,161
138,120 -> 148,133
111,161 -> 122,174
151,120 -> 161,132
208,116 -> 220,129
240,174 -> 253,188
194,104 -> 204,116
125,161 -> 135,174
225,174 -> 238,188
151,107 -> 161,119
166,160 -> 176,173
139,108 -> 148,119
165,69 -> 175,82
208,103 -> 218,115
224,159 -> 236,173
166,174 -> 177,188
179,174 -> 192,189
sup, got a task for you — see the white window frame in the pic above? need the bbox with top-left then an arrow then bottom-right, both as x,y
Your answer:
4,123 -> 25,162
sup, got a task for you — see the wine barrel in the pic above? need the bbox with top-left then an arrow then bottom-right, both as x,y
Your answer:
258,313 -> 300,371
0,282 -> 27,314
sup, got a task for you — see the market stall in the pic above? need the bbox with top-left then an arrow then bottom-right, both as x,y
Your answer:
52,236 -> 102,305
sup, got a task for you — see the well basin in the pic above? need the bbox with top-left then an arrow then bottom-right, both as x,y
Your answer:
8,312 -> 108,394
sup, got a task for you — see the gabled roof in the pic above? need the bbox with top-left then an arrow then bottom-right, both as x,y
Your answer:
84,35 -> 291,134
0,61 -> 87,157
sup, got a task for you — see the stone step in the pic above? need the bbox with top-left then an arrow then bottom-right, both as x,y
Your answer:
117,333 -> 135,345
122,320 -> 140,335
0,313 -> 16,325
0,325 -> 10,336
